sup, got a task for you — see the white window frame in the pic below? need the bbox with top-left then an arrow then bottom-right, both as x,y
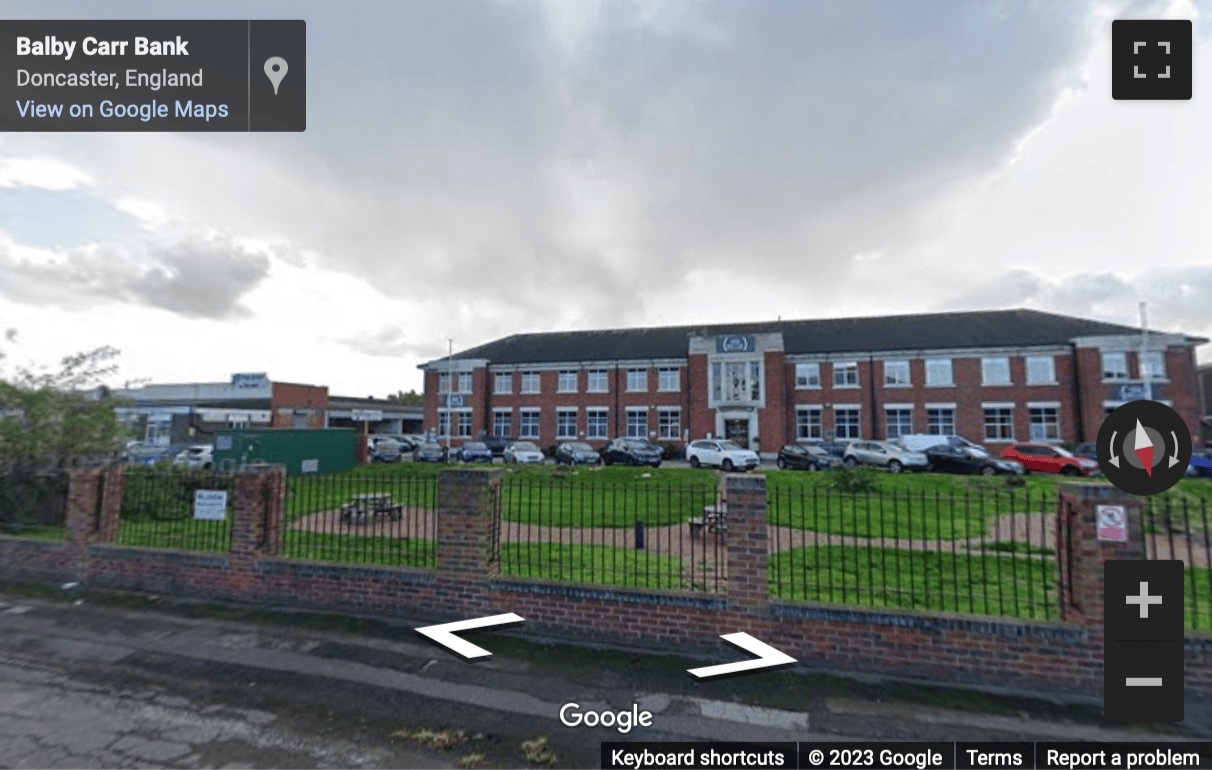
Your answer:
438,372 -> 451,393
520,370 -> 541,394
457,372 -> 473,394
833,406 -> 861,439
625,407 -> 648,439
833,361 -> 859,388
926,407 -> 955,435
795,363 -> 821,389
796,407 -> 823,440
585,408 -> 609,439
883,360 -> 910,388
710,359 -> 763,404
657,367 -> 680,392
493,372 -> 512,395
982,404 -> 1014,442
456,411 -> 472,438
556,408 -> 577,439
1025,355 -> 1056,385
626,368 -> 648,393
981,357 -> 1011,386
519,408 -> 541,439
1102,352 -> 1128,381
1028,404 -> 1061,442
492,410 -> 512,437
1142,351 -> 1167,380
884,407 -> 913,439
657,408 -> 680,440
925,358 -> 953,387
586,369 -> 609,393
557,369 -> 578,394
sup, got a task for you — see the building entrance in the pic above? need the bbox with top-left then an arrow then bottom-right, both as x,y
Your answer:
724,418 -> 750,448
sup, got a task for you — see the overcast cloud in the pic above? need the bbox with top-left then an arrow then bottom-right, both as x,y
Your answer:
0,0 -> 1207,394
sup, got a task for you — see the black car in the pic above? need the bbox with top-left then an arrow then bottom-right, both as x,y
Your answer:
776,442 -> 837,471
483,435 -> 513,457
554,441 -> 602,466
1073,442 -> 1097,462
601,438 -> 663,467
413,441 -> 447,463
925,444 -> 1024,476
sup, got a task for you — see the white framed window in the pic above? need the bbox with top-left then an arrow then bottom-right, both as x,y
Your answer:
626,368 -> 648,392
585,408 -> 609,439
1025,355 -> 1055,385
457,373 -> 473,393
885,408 -> 912,439
657,367 -> 680,392
492,410 -> 512,437
795,363 -> 821,389
796,407 -> 823,440
926,408 -> 955,435
557,370 -> 578,393
625,408 -> 647,439
709,360 -> 763,403
556,408 -> 577,439
520,370 -> 541,394
833,406 -> 861,439
1029,405 -> 1061,441
883,360 -> 910,387
657,408 -> 680,440
438,372 -> 451,393
983,407 -> 1013,442
925,358 -> 953,387
1102,352 -> 1128,381
833,361 -> 859,388
981,357 -> 1011,386
456,412 -> 472,437
438,410 -> 472,438
493,372 -> 512,395
519,409 -> 540,439
1142,351 -> 1166,380
437,411 -> 451,438
586,369 -> 609,393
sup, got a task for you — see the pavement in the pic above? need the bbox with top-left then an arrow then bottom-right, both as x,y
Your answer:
0,583 -> 1205,769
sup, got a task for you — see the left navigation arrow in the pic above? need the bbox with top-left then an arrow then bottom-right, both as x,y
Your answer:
415,613 -> 525,660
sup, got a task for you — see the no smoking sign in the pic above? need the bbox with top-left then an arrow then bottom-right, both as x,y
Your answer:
1097,504 -> 1128,543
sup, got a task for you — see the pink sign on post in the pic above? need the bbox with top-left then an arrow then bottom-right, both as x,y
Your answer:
1097,504 -> 1128,543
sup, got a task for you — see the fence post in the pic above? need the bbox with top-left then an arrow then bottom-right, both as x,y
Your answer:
231,465 -> 286,559
64,470 -> 102,579
94,467 -> 124,545
723,473 -> 770,618
1055,482 -> 1146,629
436,468 -> 502,615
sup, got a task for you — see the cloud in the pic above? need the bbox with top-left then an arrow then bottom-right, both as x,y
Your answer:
0,157 -> 92,190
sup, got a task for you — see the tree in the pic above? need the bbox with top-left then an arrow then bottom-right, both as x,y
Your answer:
0,331 -> 129,463
386,389 -> 423,406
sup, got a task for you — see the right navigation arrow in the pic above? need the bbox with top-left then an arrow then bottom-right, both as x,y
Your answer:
687,632 -> 796,680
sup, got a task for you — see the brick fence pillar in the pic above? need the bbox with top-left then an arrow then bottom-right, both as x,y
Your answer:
1056,482 -> 1146,628
95,467 -> 124,545
436,468 -> 502,616
231,464 -> 287,560
64,470 -> 102,574
724,473 -> 770,618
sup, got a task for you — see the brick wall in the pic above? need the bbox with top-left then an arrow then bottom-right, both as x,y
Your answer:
2,468 -> 1208,705
270,382 -> 329,429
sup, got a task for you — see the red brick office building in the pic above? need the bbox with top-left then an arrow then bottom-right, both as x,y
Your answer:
419,309 -> 1206,452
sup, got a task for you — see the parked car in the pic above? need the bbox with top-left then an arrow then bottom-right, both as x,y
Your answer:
686,439 -> 760,471
503,441 -> 545,464
842,440 -> 929,473
172,444 -> 214,471
601,438 -> 663,467
897,434 -> 984,453
369,437 -> 404,463
1001,443 -> 1099,476
1073,442 -> 1098,462
484,435 -> 514,457
776,442 -> 837,471
413,442 -> 447,463
459,441 -> 494,463
1187,450 -> 1212,478
554,441 -> 602,466
924,443 -> 1024,476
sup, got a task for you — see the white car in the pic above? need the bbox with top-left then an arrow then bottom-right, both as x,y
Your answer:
370,437 -> 404,462
172,445 -> 214,471
685,439 -> 760,471
503,441 -> 545,464
842,440 -> 929,473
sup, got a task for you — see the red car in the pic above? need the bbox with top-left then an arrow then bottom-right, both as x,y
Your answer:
1000,443 -> 1100,476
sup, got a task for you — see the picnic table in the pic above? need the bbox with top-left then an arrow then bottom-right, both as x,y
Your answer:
340,492 -> 404,525
689,503 -> 727,540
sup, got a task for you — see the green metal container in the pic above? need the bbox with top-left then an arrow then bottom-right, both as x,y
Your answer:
213,428 -> 356,475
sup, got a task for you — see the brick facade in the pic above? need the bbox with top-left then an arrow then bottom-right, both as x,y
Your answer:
2,468 -> 1209,706
270,382 -> 329,429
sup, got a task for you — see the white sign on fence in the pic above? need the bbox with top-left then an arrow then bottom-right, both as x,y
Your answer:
193,490 -> 228,521
1097,504 -> 1128,543
301,458 -> 319,473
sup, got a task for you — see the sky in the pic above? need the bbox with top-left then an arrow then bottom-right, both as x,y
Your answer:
1,0 -> 1210,397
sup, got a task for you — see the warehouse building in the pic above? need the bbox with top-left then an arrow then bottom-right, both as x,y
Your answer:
419,309 -> 1206,452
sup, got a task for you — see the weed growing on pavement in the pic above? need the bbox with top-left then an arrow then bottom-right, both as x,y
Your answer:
520,736 -> 558,767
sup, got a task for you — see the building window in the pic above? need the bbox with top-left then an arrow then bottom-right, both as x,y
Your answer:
796,407 -> 823,440
492,411 -> 511,437
885,408 -> 912,439
795,363 -> 821,389
657,367 -> 680,392
1102,352 -> 1128,381
883,360 -> 910,387
657,408 -> 680,440
626,368 -> 648,392
982,357 -> 1010,386
1026,355 -> 1055,384
557,370 -> 577,393
456,412 -> 472,438
1029,406 -> 1060,441
926,408 -> 955,435
626,408 -> 647,439
493,372 -> 512,395
586,408 -> 608,439
519,409 -> 540,439
984,407 -> 1013,442
710,360 -> 762,403
925,358 -> 953,387
833,362 -> 859,388
833,407 -> 861,439
438,411 -> 451,438
439,410 -> 472,438
1142,351 -> 1166,379
520,370 -> 541,394
556,408 -> 577,439
438,372 -> 451,393
586,369 -> 609,393
457,373 -> 473,393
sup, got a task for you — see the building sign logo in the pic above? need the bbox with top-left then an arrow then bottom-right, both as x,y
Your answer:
1117,383 -> 1165,402
231,372 -> 269,389
443,394 -> 467,408
717,335 -> 755,353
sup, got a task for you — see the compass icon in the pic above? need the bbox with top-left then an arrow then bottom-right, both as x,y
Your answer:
1097,401 -> 1192,495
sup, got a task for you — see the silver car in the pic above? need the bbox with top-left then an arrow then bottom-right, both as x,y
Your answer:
841,440 -> 929,473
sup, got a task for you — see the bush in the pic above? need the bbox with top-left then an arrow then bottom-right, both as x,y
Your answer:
657,441 -> 684,460
829,465 -> 881,494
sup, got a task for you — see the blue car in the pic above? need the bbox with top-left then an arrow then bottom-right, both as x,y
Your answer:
459,441 -> 494,463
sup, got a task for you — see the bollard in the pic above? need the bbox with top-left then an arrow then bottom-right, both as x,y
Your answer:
634,521 -> 645,550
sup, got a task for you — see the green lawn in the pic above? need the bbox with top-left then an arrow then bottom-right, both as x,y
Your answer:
116,518 -> 232,553
281,530 -> 436,568
499,542 -> 686,590
0,526 -> 66,541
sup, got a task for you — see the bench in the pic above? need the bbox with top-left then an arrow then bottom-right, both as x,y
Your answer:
689,504 -> 727,540
340,495 -> 404,525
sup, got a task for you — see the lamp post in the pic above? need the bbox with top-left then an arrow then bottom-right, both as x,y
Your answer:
446,338 -> 453,461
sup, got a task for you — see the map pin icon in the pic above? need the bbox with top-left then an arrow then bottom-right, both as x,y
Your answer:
264,57 -> 288,95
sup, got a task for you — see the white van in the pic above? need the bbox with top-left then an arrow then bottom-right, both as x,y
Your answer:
896,434 -> 985,454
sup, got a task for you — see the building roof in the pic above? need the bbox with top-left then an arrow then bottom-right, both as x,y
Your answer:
425,309 -> 1200,367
